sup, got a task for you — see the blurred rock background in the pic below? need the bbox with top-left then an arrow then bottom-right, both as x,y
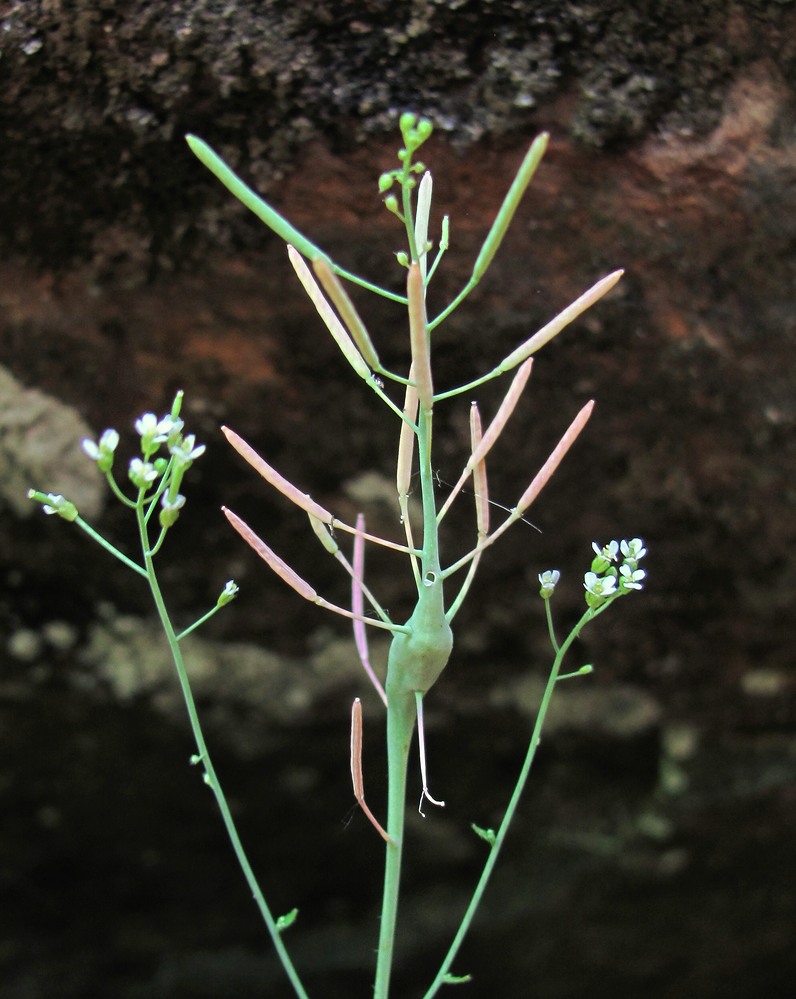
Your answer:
1,2 -> 795,997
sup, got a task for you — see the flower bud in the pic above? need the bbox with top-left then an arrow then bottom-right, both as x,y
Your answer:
129,458 -> 159,489
415,118 -> 432,141
216,580 -> 240,607
28,490 -> 79,522
159,492 -> 185,528
82,428 -> 119,472
538,569 -> 560,599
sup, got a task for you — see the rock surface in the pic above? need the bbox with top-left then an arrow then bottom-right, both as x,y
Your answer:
2,3 -> 795,998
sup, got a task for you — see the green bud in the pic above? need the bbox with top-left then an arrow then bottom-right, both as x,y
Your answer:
159,492 -> 185,528
28,490 -> 79,522
538,569 -> 560,599
384,194 -> 400,215
129,458 -> 159,490
82,428 -> 119,472
395,251 -> 409,267
216,579 -> 240,607
170,390 -> 184,421
471,823 -> 496,846
276,908 -> 299,932
399,112 -> 417,134
378,172 -> 394,193
416,118 -> 432,141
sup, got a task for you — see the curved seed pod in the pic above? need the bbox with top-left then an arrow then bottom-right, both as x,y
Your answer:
224,507 -> 318,601
222,426 -> 332,522
407,263 -> 433,412
498,271 -> 624,373
312,257 -> 381,371
186,135 -> 328,262
515,399 -> 595,515
288,247 -> 371,381
469,403 -> 489,537
414,172 -> 433,278
437,358 -> 533,522
472,133 -> 549,282
351,699 -> 393,843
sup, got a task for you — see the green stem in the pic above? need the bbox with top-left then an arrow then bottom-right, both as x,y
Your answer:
105,471 -> 137,508
427,278 -> 476,332
373,691 -> 415,999
134,506 -> 310,999
374,401 -> 446,997
334,264 -> 408,305
422,607 -> 592,997
74,516 -> 147,578
175,603 -> 224,641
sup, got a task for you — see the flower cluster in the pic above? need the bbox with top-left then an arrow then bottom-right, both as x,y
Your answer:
81,391 -> 205,530
378,112 -> 433,217
538,538 -> 646,608
584,537 -> 647,607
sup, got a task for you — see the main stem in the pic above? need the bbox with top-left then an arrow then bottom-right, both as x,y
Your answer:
374,403 -> 445,997
136,509 -> 309,999
374,690 -> 415,999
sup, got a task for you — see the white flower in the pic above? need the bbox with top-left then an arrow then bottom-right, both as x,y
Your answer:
159,492 -> 186,528
128,458 -> 159,488
160,493 -> 186,513
82,428 -> 119,471
538,569 -> 561,598
135,413 -> 172,444
169,434 -> 206,467
619,564 -> 646,590
584,571 -> 617,598
217,580 -> 240,607
592,540 -> 619,562
620,538 -> 647,563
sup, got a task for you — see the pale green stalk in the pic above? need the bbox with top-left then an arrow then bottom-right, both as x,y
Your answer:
133,501 -> 310,999
376,401 -> 450,998
186,135 -> 407,305
423,597 -> 616,995
72,515 -> 147,578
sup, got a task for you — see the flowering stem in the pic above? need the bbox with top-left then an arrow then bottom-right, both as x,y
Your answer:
422,606 -> 592,996
133,504 -> 310,999
544,595 -> 560,653
175,603 -> 225,642
73,515 -> 147,578
104,471 -> 137,508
